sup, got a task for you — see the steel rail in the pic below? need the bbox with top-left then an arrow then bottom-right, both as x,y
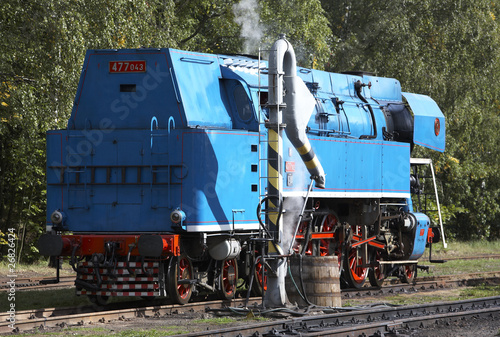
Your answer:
0,297 -> 260,334
181,296 -> 500,336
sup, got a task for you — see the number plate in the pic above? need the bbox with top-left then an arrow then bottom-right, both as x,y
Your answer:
109,60 -> 146,73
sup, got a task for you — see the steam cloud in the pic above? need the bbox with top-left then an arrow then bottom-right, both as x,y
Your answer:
233,0 -> 263,54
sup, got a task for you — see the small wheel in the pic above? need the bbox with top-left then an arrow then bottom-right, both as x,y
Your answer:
342,225 -> 368,289
167,255 -> 193,305
400,264 -> 417,284
251,256 -> 267,296
218,258 -> 238,300
368,250 -> 385,288
88,294 -> 109,306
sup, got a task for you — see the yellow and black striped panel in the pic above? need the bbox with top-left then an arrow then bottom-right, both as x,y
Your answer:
267,128 -> 282,246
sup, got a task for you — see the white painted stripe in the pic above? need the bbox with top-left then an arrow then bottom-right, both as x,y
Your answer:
282,191 -> 410,199
185,223 -> 260,232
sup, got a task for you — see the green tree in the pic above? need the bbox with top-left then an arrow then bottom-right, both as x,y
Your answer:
0,0 -> 178,261
323,0 -> 500,239
0,0 -> 333,262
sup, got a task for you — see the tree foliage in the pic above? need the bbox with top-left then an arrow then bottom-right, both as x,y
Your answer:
323,0 -> 500,240
1,0 -> 499,262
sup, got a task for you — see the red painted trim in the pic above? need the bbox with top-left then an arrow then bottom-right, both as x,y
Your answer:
60,234 -> 180,257
352,235 -> 385,249
414,140 -> 445,152
310,137 -> 411,148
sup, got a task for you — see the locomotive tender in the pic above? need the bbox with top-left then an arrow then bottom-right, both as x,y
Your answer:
38,36 -> 445,305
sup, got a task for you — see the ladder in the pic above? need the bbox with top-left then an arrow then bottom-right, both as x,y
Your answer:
149,117 -> 175,209
410,158 -> 447,248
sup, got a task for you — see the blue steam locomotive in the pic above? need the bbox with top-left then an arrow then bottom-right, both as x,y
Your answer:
38,36 -> 445,305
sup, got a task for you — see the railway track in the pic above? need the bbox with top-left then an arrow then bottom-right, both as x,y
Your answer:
342,270 -> 500,300
0,275 -> 74,292
2,294 -> 499,336
2,257 -> 500,335
2,253 -> 499,293
0,297 -> 261,334
190,296 -> 500,336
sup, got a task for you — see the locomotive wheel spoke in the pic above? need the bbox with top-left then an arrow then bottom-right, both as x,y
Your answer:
368,249 -> 385,288
317,213 -> 342,268
167,255 -> 193,305
400,263 -> 417,284
251,255 -> 267,296
219,258 -> 238,300
342,225 -> 368,289
293,220 -> 313,255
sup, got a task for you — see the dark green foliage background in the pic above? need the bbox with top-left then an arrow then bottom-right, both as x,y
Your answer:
1,0 -> 498,261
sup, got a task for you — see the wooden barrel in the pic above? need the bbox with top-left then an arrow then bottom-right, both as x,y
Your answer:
286,255 -> 341,307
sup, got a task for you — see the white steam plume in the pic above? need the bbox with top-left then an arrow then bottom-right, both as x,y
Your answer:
232,0 -> 263,54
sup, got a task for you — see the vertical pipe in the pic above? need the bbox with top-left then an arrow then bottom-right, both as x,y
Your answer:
264,36 -> 288,307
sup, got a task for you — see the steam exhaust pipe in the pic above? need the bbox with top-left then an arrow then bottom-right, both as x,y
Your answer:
273,36 -> 326,188
283,76 -> 326,188
264,35 -> 326,308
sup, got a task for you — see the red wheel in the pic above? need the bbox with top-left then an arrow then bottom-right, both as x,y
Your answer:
342,225 -> 368,289
251,256 -> 267,296
317,213 -> 342,268
167,255 -> 193,304
219,258 -> 238,300
293,221 -> 313,255
368,249 -> 385,288
401,264 -> 416,284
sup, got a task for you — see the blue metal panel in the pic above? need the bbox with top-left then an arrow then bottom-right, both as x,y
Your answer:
382,142 -> 411,195
169,49 -> 231,129
69,49 -> 182,130
46,129 -> 182,232
341,103 -> 373,137
403,92 -> 446,152
283,136 -> 410,198
311,69 -> 333,95
409,212 -> 430,260
296,68 -> 314,87
178,130 -> 260,232
345,140 -> 382,193
365,76 -> 402,101
330,73 -> 351,98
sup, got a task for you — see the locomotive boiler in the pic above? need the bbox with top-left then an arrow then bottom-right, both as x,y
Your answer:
38,36 -> 445,305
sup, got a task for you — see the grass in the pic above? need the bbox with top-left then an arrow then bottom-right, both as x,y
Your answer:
382,284 -> 500,306
0,287 -> 132,312
0,258 -> 75,278
421,240 -> 500,259
418,258 -> 500,277
192,317 -> 236,324
16,327 -> 190,337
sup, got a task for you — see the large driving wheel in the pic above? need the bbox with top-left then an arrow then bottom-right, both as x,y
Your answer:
368,249 -> 385,288
342,225 -> 368,289
293,220 -> 313,255
167,255 -> 193,305
218,258 -> 238,300
316,213 -> 342,268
